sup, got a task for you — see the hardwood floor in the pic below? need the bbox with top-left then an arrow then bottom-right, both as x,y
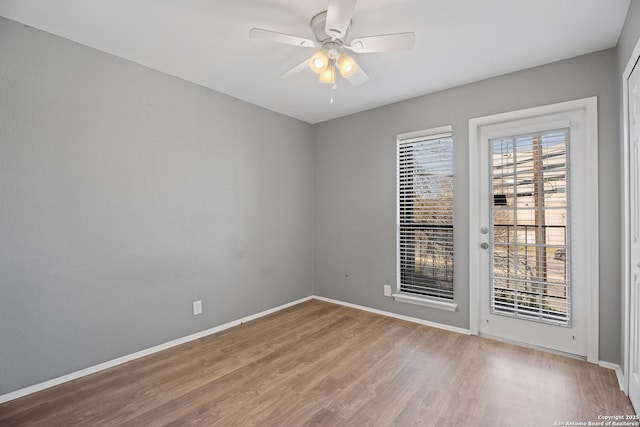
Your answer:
0,299 -> 634,426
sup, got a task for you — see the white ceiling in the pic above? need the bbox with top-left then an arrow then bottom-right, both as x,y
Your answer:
0,0 -> 631,124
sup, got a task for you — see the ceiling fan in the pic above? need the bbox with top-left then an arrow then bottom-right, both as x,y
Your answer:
249,0 -> 415,88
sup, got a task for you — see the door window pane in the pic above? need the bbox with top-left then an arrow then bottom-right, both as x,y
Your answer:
490,129 -> 570,324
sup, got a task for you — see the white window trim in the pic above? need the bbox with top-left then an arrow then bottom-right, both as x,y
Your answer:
392,292 -> 458,311
468,97 -> 599,363
396,125 -> 457,311
397,125 -> 453,142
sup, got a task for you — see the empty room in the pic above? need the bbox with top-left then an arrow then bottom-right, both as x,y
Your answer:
2,0 -> 640,425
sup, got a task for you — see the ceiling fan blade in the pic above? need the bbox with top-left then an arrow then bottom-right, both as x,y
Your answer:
249,28 -> 316,48
325,0 -> 357,39
278,59 -> 310,79
347,66 -> 369,86
347,32 -> 415,53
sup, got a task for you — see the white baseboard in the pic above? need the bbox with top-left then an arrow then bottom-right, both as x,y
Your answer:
5,293 -> 617,406
312,295 -> 471,335
479,332 -> 588,361
599,361 -> 626,392
0,296 -> 313,405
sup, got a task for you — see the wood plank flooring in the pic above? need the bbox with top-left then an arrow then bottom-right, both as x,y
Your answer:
0,299 -> 634,426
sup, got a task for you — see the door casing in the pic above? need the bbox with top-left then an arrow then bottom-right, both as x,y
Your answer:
623,36 -> 640,407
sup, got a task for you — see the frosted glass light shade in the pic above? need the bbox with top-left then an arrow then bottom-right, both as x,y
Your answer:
309,50 -> 329,74
319,65 -> 336,84
337,54 -> 358,78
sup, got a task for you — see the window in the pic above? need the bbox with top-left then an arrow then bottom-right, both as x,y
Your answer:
490,129 -> 570,324
397,126 -> 454,305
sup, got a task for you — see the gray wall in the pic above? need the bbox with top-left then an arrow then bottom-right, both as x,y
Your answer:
313,48 -> 621,363
0,17 -> 314,395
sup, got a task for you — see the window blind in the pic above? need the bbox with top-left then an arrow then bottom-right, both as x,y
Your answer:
398,128 -> 454,300
490,129 -> 570,324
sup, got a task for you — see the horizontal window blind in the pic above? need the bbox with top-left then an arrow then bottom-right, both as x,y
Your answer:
490,129 -> 570,325
398,127 -> 454,300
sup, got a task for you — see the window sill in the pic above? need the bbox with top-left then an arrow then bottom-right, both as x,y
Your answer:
392,293 -> 458,312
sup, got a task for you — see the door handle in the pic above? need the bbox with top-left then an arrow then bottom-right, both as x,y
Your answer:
481,242 -> 489,250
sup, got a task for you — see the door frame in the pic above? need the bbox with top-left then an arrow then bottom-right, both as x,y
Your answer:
623,37 -> 640,397
468,97 -> 599,363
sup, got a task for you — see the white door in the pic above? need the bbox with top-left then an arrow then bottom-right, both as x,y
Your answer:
626,53 -> 640,412
469,99 -> 598,360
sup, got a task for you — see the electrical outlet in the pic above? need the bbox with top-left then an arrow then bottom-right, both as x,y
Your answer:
383,285 -> 392,297
193,300 -> 202,315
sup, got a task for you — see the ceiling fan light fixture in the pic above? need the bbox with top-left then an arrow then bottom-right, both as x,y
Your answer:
337,53 -> 358,78
250,0 -> 415,89
309,50 -> 329,73
319,64 -> 336,84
